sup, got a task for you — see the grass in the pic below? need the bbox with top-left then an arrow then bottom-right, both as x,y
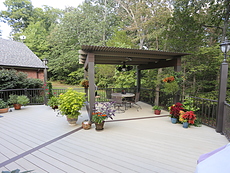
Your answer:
51,81 -> 81,89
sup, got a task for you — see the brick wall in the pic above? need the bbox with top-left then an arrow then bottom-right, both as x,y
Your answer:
18,69 -> 44,80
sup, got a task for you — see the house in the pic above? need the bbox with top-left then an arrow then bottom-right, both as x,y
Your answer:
0,38 -> 46,80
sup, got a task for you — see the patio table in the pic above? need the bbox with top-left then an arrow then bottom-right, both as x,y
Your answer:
111,93 -> 135,110
111,93 -> 135,98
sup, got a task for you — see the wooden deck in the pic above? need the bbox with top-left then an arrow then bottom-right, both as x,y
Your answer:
0,102 -> 228,173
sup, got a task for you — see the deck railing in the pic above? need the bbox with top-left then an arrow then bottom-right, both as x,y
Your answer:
0,87 -> 229,141
190,96 -> 218,128
223,102 -> 230,141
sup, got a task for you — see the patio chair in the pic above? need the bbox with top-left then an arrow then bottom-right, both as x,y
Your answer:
127,92 -> 142,111
112,94 -> 125,113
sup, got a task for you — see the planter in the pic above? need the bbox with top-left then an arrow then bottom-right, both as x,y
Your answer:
0,107 -> 9,113
51,105 -> 58,110
183,122 -> 189,128
171,117 -> 178,124
67,117 -> 78,125
82,120 -> 91,130
13,104 -> 21,110
95,121 -> 105,131
154,110 -> 161,115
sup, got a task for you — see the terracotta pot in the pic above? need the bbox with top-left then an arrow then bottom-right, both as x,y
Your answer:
95,121 -> 105,131
0,107 -> 9,113
13,104 -> 21,110
82,120 -> 91,130
66,117 -> 78,125
154,110 -> 161,115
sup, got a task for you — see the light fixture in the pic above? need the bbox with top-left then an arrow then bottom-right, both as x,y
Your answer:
116,62 -> 133,72
42,58 -> 48,65
220,38 -> 230,62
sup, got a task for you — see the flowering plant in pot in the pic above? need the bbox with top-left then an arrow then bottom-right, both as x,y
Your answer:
58,89 -> 85,125
92,102 -> 116,130
179,110 -> 197,128
169,102 -> 184,123
152,105 -> 163,115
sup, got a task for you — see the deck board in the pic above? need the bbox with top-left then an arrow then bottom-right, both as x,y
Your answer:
0,103 -> 229,173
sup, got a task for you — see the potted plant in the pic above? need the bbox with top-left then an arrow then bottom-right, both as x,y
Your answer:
47,96 -> 59,109
8,94 -> 30,110
152,105 -> 163,115
0,99 -> 9,113
179,110 -> 197,128
58,89 -> 85,125
92,102 -> 116,130
169,102 -> 184,123
80,79 -> 89,88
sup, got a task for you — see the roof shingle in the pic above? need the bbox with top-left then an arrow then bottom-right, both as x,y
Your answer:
0,38 -> 45,69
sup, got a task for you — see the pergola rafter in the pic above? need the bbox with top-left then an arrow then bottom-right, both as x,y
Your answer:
79,45 -> 190,119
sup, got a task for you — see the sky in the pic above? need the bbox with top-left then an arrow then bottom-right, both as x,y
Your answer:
0,0 -> 84,39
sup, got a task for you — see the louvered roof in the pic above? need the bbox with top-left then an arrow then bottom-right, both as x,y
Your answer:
0,38 -> 45,69
79,45 -> 190,66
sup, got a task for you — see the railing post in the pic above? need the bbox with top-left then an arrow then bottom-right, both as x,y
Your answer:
216,62 -> 228,133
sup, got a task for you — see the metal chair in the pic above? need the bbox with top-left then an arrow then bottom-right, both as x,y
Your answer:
112,94 -> 125,113
127,92 -> 142,111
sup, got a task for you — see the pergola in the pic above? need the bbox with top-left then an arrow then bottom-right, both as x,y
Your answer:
79,45 -> 190,119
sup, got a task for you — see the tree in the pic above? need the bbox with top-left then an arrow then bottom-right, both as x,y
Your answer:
116,0 -> 171,49
0,0 -> 34,34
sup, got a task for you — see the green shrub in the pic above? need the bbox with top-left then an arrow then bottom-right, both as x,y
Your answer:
58,89 -> 85,118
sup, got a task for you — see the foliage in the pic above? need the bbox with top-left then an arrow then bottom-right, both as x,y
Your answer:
95,65 -> 115,87
183,97 -> 200,112
46,82 -> 53,99
162,81 -> 179,95
0,69 -> 43,90
67,68 -> 84,85
113,70 -> 136,88
0,99 -> 8,109
169,102 -> 184,119
47,96 -> 59,108
92,102 -> 116,124
58,89 -> 85,118
8,95 -> 30,105
161,71 -> 184,95
1,0 -> 230,101
152,105 -> 163,110
179,110 -> 196,124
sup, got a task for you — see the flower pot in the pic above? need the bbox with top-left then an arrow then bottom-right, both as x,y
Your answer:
82,120 -> 91,130
0,107 -> 9,113
183,122 -> 189,128
95,121 -> 105,131
66,117 -> 78,125
171,117 -> 178,124
13,104 -> 21,110
154,110 -> 161,115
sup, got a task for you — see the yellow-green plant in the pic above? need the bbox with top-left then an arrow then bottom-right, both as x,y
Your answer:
58,89 -> 85,118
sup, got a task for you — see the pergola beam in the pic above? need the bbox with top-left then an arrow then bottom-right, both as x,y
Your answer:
138,58 -> 181,70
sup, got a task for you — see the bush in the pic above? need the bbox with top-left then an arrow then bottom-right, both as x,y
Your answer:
0,69 -> 43,90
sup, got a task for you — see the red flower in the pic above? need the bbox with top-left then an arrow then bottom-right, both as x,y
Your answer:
170,102 -> 184,118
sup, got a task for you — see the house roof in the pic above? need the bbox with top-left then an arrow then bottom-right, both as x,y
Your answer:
79,45 -> 190,70
0,38 -> 45,69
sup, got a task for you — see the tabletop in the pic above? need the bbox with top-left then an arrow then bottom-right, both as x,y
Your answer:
111,93 -> 135,98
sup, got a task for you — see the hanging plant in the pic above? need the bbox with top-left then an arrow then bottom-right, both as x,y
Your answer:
161,72 -> 184,95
